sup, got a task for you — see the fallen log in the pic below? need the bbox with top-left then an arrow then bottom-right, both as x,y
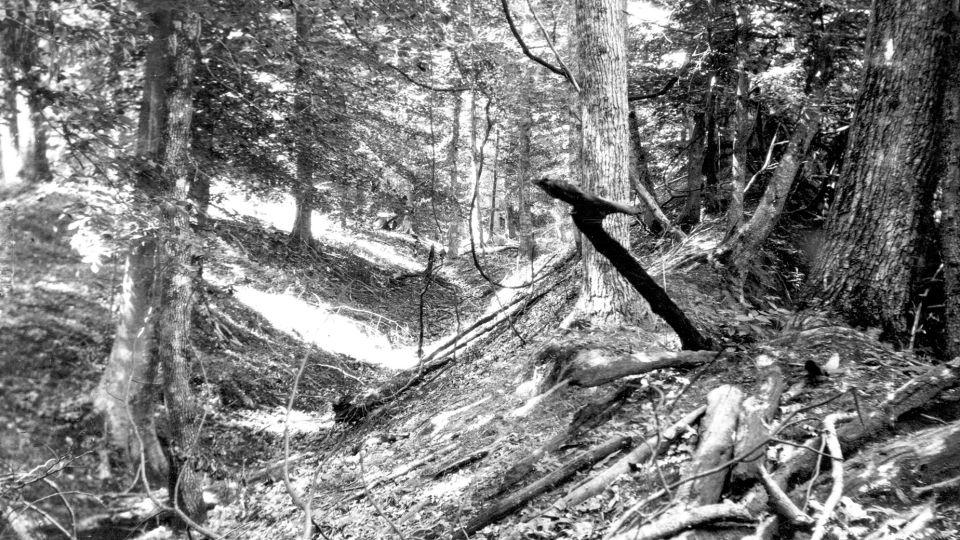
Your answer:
566,350 -> 720,388
676,385 -> 744,505
333,287 -> 550,422
844,419 -> 960,497
558,405 -> 706,508
606,501 -> 753,540
731,354 -> 785,482
742,360 -> 960,516
536,177 -> 713,351
454,434 -> 633,539
499,385 -> 637,491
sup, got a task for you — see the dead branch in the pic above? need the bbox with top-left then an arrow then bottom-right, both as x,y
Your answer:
559,405 -> 706,508
499,385 -> 636,491
334,287 -> 551,422
757,464 -> 813,527
536,177 -> 712,350
606,501 -> 753,540
566,350 -> 721,387
454,434 -> 632,539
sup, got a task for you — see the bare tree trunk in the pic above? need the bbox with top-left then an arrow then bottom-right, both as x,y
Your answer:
446,92 -> 463,257
517,72 -> 536,262
940,26 -> 960,358
805,0 -> 950,341
678,111 -> 705,229
0,0 -> 52,184
727,7 -> 752,233
488,129 -> 500,236
95,238 -> 169,483
151,7 -> 205,522
571,0 -> 650,326
290,7 -> 315,244
715,88 -> 824,288
467,89 -> 485,248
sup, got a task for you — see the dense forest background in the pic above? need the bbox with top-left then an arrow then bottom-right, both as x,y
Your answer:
2,0 -> 960,538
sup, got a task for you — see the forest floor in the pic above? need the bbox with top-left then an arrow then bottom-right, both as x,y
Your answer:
2,181 -> 960,539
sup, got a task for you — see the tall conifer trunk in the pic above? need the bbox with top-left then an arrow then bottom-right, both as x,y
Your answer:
290,7 -> 316,243
571,0 -> 650,325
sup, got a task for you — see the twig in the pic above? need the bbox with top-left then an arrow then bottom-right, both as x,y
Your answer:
913,473 -> 960,495
524,0 -> 579,91
499,0 -> 573,84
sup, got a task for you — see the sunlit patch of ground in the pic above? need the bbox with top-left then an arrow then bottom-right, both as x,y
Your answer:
233,284 -> 419,370
221,407 -> 334,436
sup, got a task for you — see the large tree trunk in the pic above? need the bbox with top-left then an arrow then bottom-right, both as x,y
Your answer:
571,0 -> 650,326
805,1 -> 951,341
446,92 -> 463,257
727,8 -> 752,233
290,8 -> 315,244
516,73 -> 536,263
95,238 -> 169,484
150,7 -> 205,522
940,27 -> 960,358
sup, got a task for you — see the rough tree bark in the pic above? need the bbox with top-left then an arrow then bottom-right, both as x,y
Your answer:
678,111 -> 706,229
727,7 -> 752,233
571,0 -> 650,326
940,21 -> 960,358
290,7 -> 316,244
805,0 -> 952,341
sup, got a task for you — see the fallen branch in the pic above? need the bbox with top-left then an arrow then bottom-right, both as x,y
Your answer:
565,350 -> 720,388
607,501 -> 753,540
499,385 -> 636,491
558,405 -> 706,508
536,177 -> 712,350
454,435 -> 632,539
757,464 -> 813,527
334,287 -> 551,422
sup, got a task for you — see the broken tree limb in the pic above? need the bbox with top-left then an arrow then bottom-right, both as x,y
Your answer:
676,385 -> 744,504
558,405 -> 707,509
536,177 -> 713,351
607,501 -> 753,540
499,385 -> 636,491
454,434 -> 633,539
757,464 -> 813,527
566,350 -> 720,387
732,354 -> 785,482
